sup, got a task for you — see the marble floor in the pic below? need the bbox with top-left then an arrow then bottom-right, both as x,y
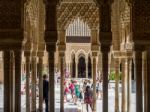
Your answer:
0,81 -> 136,112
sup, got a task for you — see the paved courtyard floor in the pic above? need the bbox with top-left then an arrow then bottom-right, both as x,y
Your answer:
0,82 -> 136,112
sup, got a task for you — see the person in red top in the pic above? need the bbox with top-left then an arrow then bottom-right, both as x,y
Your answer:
64,82 -> 69,102
69,80 -> 75,102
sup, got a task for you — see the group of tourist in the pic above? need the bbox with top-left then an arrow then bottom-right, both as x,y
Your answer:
63,78 -> 103,112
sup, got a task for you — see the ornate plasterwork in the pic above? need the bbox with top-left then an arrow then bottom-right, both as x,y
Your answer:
120,2 -> 130,24
57,1 -> 99,30
26,0 -> 39,27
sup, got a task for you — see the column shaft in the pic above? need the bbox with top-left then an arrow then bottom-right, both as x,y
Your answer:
143,51 -> 147,112
60,53 -> 65,112
102,51 -> 109,112
86,60 -> 88,78
26,56 -> 31,112
92,57 -> 97,112
10,52 -> 15,112
121,59 -> 128,112
31,57 -> 37,112
48,52 -> 55,112
14,51 -> 22,112
4,51 -> 11,112
38,57 -> 43,112
75,61 -> 78,78
135,51 -> 143,112
145,49 -> 150,112
114,59 -> 119,112
127,59 -> 132,112
70,62 -> 72,77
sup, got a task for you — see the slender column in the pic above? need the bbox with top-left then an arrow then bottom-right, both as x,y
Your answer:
127,58 -> 132,112
75,60 -> 78,78
92,55 -> 97,112
101,47 -> 110,112
70,62 -> 72,77
114,58 -> 119,112
86,60 -> 88,78
25,53 -> 31,112
10,52 -> 15,112
145,47 -> 150,112
31,56 -> 37,112
38,55 -> 43,112
143,51 -> 147,112
48,51 -> 55,112
4,51 -> 11,112
135,50 -> 143,112
14,50 -> 22,112
60,52 -> 65,112
121,58 -> 128,112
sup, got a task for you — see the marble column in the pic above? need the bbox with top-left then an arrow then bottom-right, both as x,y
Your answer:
38,54 -> 44,112
75,60 -> 78,78
114,58 -> 119,112
143,51 -> 147,112
25,52 -> 31,112
121,58 -> 128,112
127,58 -> 132,112
31,56 -> 37,112
48,51 -> 55,112
86,60 -> 88,78
70,62 -> 72,77
59,52 -> 65,112
92,53 -> 97,112
4,51 -> 11,112
10,51 -> 15,112
145,47 -> 150,112
135,50 -> 143,112
101,47 -> 110,112
14,50 -> 22,112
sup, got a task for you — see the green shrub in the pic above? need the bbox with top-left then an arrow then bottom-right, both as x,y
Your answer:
109,71 -> 122,80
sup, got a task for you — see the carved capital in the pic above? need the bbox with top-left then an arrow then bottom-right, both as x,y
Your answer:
37,51 -> 44,57
58,44 -> 66,52
24,51 -> 31,57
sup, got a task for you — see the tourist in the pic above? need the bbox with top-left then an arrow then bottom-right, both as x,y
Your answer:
99,79 -> 103,100
43,74 -> 49,112
69,80 -> 75,101
84,86 -> 93,112
74,82 -> 80,104
64,81 -> 70,102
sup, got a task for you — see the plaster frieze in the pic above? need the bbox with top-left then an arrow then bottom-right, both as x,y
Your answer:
57,2 -> 99,29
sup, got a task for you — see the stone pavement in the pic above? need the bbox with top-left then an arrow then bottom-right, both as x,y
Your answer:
0,82 -> 136,112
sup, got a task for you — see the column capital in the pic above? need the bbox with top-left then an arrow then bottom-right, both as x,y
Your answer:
37,52 -> 44,58
58,44 -> 66,52
24,51 -> 31,57
59,51 -> 65,57
92,51 -> 98,57
31,51 -> 37,57
91,44 -> 100,51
